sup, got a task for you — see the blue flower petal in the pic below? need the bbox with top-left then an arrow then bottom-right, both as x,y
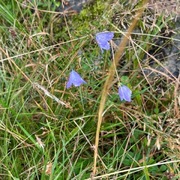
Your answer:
118,85 -> 132,102
96,32 -> 114,50
66,70 -> 86,89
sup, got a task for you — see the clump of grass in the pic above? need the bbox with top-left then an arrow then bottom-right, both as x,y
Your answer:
0,0 -> 179,179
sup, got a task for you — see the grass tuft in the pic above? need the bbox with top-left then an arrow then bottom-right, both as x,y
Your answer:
0,0 -> 179,179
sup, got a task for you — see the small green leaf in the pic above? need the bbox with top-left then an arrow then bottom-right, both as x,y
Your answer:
160,165 -> 167,172
120,76 -> 129,84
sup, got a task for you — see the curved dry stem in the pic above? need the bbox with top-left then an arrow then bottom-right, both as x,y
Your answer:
93,0 -> 148,176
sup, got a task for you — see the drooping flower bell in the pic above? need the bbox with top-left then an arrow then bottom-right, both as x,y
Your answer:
66,70 -> 86,89
96,31 -> 114,51
118,85 -> 132,102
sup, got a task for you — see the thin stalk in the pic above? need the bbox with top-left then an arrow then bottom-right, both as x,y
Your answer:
93,0 -> 148,176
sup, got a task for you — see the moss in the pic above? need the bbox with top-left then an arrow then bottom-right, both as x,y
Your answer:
67,0 -> 112,35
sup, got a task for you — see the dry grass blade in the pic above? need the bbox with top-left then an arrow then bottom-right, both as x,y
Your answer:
92,0 -> 149,176
33,82 -> 71,108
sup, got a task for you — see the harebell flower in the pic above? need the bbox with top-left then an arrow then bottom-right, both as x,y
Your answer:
96,31 -> 114,51
66,70 -> 86,89
118,85 -> 132,102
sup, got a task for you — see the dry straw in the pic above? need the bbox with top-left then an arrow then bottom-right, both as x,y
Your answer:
92,0 -> 149,176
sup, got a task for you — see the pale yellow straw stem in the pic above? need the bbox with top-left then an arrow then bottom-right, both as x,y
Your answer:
93,0 -> 148,176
